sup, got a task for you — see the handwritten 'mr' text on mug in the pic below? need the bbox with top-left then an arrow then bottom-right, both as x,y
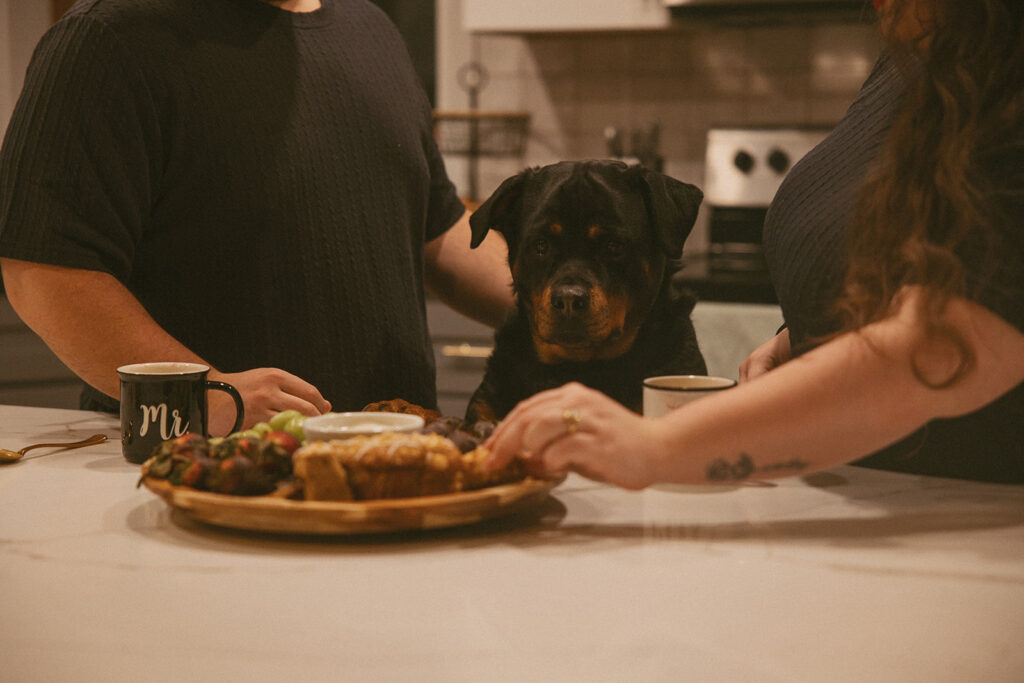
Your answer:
138,403 -> 190,440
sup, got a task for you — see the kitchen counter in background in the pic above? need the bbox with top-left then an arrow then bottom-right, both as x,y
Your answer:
1,403 -> 1022,682
428,297 -> 783,417
677,252 -> 778,304
3,290 -> 779,421
2,293 -> 780,418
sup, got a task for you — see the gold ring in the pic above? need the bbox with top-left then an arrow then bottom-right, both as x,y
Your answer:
562,409 -> 581,435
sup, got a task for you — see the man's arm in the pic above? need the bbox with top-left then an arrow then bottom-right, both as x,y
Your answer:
423,212 -> 514,328
1,258 -> 330,434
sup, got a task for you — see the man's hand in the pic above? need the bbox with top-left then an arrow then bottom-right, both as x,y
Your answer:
207,368 -> 331,435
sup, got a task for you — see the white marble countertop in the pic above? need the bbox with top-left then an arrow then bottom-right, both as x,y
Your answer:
1,404 -> 1022,682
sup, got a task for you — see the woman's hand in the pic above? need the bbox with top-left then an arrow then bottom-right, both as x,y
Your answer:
483,382 -> 668,490
207,368 -> 331,435
739,328 -> 791,382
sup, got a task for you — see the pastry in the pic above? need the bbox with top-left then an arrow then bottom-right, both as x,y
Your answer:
294,432 -> 460,500
293,432 -> 524,501
361,398 -> 442,424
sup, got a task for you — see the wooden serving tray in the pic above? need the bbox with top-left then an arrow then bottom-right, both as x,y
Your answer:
142,475 -> 563,535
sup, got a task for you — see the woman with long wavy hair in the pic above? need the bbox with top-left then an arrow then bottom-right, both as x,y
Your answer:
482,0 -> 1023,486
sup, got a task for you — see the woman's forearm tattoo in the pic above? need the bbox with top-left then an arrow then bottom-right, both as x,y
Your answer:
706,453 -> 755,481
706,453 -> 808,482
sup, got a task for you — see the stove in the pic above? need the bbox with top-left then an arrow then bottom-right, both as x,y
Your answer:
704,126 -> 828,270
678,126 -> 829,303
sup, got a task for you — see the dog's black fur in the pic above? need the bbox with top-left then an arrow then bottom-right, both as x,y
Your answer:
465,160 -> 707,423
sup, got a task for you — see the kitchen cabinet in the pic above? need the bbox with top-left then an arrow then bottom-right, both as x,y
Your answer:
426,298 -> 493,418
460,0 -> 868,33
0,296 -> 81,408
462,0 -> 671,33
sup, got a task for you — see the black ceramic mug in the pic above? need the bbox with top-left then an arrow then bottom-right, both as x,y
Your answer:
118,362 -> 245,464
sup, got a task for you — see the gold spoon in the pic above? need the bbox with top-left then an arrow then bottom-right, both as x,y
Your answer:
0,433 -> 108,463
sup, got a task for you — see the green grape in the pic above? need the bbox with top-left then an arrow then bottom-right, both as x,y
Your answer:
283,414 -> 306,441
268,409 -> 303,431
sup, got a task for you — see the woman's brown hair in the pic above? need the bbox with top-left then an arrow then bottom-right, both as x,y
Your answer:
836,0 -> 1024,387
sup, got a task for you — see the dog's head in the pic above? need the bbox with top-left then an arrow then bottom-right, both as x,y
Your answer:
470,160 -> 702,364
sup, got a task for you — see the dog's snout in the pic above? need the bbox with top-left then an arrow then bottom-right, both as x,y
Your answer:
551,284 -> 590,316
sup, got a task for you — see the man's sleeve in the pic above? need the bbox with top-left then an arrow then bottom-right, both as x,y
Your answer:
0,14 -> 160,284
421,123 -> 467,243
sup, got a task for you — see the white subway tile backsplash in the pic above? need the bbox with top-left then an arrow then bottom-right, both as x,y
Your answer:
474,73 -> 522,111
744,26 -> 814,72
808,96 -> 859,125
438,2 -> 884,212
520,74 -> 578,135
522,36 -> 581,78
472,35 -> 530,78
809,24 -> 880,93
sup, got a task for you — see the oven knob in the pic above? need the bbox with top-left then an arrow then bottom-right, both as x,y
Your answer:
768,148 -> 791,174
733,150 -> 755,174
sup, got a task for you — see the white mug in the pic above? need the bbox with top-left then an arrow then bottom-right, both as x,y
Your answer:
642,375 -> 737,418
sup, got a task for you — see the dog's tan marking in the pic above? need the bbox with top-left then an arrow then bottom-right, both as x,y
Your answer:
598,292 -> 640,358
549,223 -> 563,235
467,399 -> 499,424
533,339 -> 577,364
587,225 -> 603,240
530,287 -> 641,363
530,285 -> 556,340
588,286 -> 612,331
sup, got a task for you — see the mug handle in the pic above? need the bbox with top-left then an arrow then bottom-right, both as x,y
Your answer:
205,380 -> 245,436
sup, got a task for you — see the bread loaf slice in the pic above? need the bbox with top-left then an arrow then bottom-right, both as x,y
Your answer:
293,432 -> 524,501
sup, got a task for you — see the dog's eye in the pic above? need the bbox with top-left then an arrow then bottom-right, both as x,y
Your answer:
605,240 -> 626,257
533,239 -> 549,256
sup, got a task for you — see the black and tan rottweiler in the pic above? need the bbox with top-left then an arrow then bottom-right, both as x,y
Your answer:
465,159 -> 707,423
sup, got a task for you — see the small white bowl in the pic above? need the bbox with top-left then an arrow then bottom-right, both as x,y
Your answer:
302,412 -> 425,442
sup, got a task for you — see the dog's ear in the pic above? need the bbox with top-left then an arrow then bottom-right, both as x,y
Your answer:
469,171 -> 529,249
631,167 -> 703,258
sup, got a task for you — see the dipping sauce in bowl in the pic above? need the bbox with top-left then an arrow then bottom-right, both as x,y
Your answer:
303,412 -> 425,442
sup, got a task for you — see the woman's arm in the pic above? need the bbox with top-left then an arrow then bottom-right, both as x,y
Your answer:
423,212 -> 514,329
484,287 -> 1024,488
1,258 -> 330,433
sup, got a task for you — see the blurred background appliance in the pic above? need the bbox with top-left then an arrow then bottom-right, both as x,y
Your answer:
704,126 -> 827,272
679,126 -> 828,303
